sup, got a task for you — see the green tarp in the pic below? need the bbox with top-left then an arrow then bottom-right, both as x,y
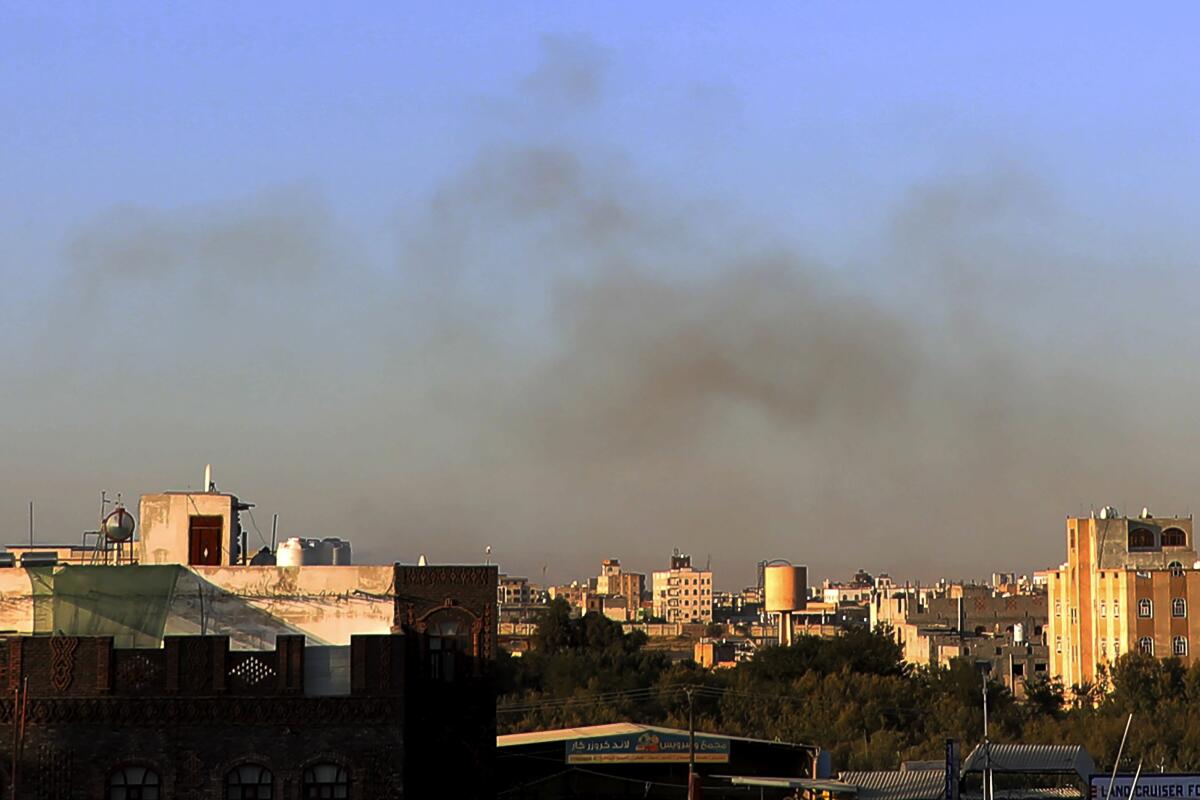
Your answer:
30,565 -> 185,648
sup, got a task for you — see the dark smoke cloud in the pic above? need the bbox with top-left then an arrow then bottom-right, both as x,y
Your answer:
8,35 -> 1200,588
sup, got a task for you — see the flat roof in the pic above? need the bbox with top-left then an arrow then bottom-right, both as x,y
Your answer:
498,722 -> 815,751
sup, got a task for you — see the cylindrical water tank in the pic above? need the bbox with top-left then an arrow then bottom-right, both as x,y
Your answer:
764,564 -> 808,612
326,538 -> 352,566
1013,623 -> 1025,644
305,539 -> 333,566
277,537 -> 305,567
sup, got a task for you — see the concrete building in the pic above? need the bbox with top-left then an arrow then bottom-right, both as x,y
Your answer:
594,559 -> 646,619
652,550 -> 714,624
498,574 -> 534,606
1046,509 -> 1200,689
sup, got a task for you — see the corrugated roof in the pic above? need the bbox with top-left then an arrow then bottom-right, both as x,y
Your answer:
961,744 -> 1095,781
839,770 -> 945,800
498,722 -> 813,750
964,789 -> 1083,800
722,776 -> 858,792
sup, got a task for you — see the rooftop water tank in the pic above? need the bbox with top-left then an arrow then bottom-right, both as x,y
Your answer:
764,563 -> 808,612
277,537 -> 305,567
305,538 -> 334,566
325,538 -> 352,566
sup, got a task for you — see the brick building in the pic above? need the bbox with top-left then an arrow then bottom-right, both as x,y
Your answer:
0,563 -> 496,799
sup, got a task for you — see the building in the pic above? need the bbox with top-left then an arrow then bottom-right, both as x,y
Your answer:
0,478 -> 499,797
652,550 -> 713,624
594,559 -> 646,619
1046,509 -> 1199,688
498,722 -> 817,799
498,574 -> 534,606
871,580 -> 1048,693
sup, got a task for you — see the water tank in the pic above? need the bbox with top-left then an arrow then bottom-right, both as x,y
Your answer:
0,553 -> 15,568
764,563 -> 808,612
325,538 -> 352,566
277,537 -> 305,567
305,539 -> 334,566
1013,623 -> 1025,644
19,552 -> 59,568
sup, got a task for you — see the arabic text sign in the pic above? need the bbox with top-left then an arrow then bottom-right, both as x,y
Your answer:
566,731 -> 731,764
1090,775 -> 1200,800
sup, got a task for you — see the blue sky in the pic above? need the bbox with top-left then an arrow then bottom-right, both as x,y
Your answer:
3,4 -> 1200,584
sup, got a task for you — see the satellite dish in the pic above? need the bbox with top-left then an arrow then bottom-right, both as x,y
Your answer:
102,507 -> 136,543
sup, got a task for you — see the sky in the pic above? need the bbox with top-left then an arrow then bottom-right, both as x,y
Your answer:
3,4 -> 1200,589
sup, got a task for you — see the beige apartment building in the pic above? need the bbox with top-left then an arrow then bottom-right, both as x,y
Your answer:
1046,510 -> 1199,689
652,550 -> 714,624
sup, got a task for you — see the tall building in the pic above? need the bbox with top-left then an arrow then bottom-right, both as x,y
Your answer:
652,550 -> 714,624
1046,509 -> 1197,689
594,558 -> 646,618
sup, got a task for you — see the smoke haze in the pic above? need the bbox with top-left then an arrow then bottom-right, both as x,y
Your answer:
5,31 -> 1200,588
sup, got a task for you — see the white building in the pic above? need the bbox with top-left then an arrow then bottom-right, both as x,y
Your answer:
652,550 -> 713,624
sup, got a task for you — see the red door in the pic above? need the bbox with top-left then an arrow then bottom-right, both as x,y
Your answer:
188,516 -> 223,565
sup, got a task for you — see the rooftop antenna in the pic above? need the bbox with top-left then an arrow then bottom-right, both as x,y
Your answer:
485,545 -> 492,565
270,514 -> 278,551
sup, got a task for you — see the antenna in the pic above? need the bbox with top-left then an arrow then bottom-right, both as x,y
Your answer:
270,514 -> 278,551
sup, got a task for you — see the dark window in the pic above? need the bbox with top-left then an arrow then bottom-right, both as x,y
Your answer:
1173,598 -> 1187,618
303,764 -> 349,799
1140,636 -> 1155,655
426,609 -> 473,682
1013,663 -> 1024,676
109,766 -> 160,800
1175,636 -> 1189,657
1138,598 -> 1154,618
1164,527 -> 1188,547
1129,528 -> 1156,550
226,764 -> 273,799
1170,561 -> 1186,577
188,515 -> 224,565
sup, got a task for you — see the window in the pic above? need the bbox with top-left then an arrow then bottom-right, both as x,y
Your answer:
226,765 -> 273,800
1175,636 -> 1189,657
1139,637 -> 1155,655
425,609 -> 473,682
1173,598 -> 1187,618
1114,640 -> 1121,656
1170,561 -> 1186,577
1114,601 -> 1120,618
109,767 -> 160,800
1163,527 -> 1188,547
1138,598 -> 1153,618
1055,637 -> 1062,653
1055,601 -> 1061,617
1129,528 -> 1156,550
303,764 -> 349,799
1101,640 -> 1107,657
1100,601 -> 1106,617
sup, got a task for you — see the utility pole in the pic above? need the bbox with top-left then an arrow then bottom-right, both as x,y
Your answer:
982,671 -> 991,800
686,686 -> 697,800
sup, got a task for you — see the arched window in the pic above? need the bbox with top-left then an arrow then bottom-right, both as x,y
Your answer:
1173,598 -> 1187,618
108,766 -> 160,800
425,609 -> 473,682
1138,598 -> 1153,618
226,764 -> 273,799
1169,561 -> 1186,577
1174,636 -> 1189,657
1129,528 -> 1156,550
1139,637 -> 1155,655
1163,527 -> 1188,547
303,764 -> 349,799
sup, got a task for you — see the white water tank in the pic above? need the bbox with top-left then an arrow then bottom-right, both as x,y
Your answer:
764,563 -> 808,612
277,537 -> 305,567
1014,623 -> 1025,644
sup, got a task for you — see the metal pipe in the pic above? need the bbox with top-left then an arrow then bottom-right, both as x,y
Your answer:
1104,714 -> 1134,800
